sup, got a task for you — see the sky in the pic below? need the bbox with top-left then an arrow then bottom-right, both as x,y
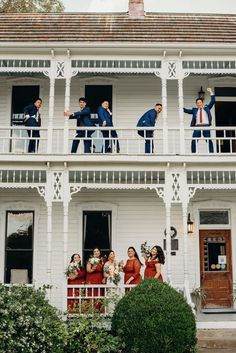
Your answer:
62,0 -> 236,14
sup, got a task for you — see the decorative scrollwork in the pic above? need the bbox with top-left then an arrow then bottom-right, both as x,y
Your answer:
53,172 -> 63,201
56,61 -> 65,78
171,173 -> 181,202
168,61 -> 177,79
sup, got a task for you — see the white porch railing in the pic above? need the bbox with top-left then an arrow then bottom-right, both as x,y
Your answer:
0,125 -> 236,155
67,284 -> 134,315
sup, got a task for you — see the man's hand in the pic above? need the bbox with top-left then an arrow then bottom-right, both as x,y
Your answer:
207,87 -> 213,95
64,111 -> 71,117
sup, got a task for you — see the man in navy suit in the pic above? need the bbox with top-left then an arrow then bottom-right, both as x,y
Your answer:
184,88 -> 215,153
136,103 -> 162,153
64,97 -> 94,153
23,98 -> 42,153
97,100 -> 120,153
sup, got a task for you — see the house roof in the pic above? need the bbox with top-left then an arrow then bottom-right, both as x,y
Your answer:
0,12 -> 236,43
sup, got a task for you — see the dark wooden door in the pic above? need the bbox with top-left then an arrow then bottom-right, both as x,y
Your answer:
200,230 -> 233,308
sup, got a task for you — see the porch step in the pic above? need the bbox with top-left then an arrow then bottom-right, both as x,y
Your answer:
197,329 -> 236,349
202,308 -> 236,314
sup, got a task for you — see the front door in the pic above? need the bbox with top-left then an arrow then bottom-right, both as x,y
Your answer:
200,230 -> 233,308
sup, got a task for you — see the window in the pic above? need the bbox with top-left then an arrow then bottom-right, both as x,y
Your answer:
199,210 -> 229,225
5,211 -> 34,284
83,211 -> 111,263
203,236 -> 227,272
11,85 -> 40,152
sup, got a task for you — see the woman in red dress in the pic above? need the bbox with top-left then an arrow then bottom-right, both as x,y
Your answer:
121,247 -> 142,285
86,248 -> 105,310
143,245 -> 165,280
67,253 -> 85,312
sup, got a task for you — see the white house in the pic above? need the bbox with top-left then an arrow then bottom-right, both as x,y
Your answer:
0,0 -> 236,328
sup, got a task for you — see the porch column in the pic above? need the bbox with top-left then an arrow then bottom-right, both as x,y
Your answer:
63,77 -> 71,154
46,202 -> 53,289
161,78 -> 168,154
165,202 -> 172,283
62,199 -> 69,313
178,77 -> 185,154
47,76 -> 55,154
182,202 -> 192,306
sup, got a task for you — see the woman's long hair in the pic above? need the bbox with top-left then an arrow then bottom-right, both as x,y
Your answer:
70,253 -> 83,269
154,245 -> 165,265
128,246 -> 143,266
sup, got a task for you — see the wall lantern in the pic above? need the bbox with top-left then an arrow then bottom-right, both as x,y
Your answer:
187,213 -> 194,234
198,86 -> 205,100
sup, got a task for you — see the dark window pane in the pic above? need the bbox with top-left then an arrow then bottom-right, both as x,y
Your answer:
203,237 -> 227,272
5,211 -> 34,283
5,250 -> 33,283
83,211 -> 111,263
200,211 -> 229,224
215,87 -> 236,97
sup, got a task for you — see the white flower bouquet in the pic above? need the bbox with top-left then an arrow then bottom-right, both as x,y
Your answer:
104,264 -> 121,285
141,241 -> 151,257
65,262 -> 79,279
89,257 -> 101,266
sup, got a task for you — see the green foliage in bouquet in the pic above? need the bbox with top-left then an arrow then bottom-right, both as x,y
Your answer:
111,279 -> 197,353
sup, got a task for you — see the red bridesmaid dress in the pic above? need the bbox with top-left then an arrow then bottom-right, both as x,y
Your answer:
67,268 -> 85,311
123,258 -> 142,284
86,263 -> 104,297
144,259 -> 163,281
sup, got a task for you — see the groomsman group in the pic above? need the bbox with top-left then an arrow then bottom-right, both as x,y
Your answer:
23,87 -> 215,154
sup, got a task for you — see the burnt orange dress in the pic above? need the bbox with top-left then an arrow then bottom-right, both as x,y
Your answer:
144,259 -> 163,281
67,268 -> 85,311
123,258 -> 142,284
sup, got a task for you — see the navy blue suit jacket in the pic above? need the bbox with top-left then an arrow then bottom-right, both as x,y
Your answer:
136,108 -> 157,137
23,103 -> 40,127
69,107 -> 94,136
183,95 -> 215,126
97,106 -> 113,127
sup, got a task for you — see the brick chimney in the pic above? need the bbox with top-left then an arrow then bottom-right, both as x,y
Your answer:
129,0 -> 145,18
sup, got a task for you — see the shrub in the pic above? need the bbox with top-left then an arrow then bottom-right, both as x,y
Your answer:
111,279 -> 197,353
65,314 -> 125,353
0,284 -> 67,353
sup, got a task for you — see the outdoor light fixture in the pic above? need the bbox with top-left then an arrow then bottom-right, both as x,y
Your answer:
187,213 -> 194,234
198,86 -> 205,100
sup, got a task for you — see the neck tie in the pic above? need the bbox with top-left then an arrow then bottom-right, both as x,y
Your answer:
199,108 -> 202,124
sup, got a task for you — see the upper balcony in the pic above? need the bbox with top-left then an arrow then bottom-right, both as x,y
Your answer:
1,56 -> 236,165
0,122 -> 236,163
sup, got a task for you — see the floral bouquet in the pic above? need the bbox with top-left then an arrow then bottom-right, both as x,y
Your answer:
65,262 -> 79,279
104,264 -> 121,286
141,241 -> 151,257
88,257 -> 101,266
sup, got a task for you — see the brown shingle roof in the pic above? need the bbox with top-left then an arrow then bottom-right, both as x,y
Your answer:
0,12 -> 236,43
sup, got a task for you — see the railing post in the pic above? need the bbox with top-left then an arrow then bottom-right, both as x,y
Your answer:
178,77 -> 185,155
64,77 -> 71,154
161,78 -> 168,154
47,76 -> 55,154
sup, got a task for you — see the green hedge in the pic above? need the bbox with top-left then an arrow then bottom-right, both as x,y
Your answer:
0,284 -> 67,353
112,279 -> 197,353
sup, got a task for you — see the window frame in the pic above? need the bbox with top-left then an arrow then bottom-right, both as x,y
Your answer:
4,210 -> 34,284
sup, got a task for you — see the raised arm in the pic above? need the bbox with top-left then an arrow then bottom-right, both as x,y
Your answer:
70,107 -> 91,120
183,107 -> 193,114
206,88 -> 215,110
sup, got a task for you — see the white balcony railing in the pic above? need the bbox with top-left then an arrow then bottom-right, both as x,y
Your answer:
0,125 -> 236,155
67,284 -> 134,315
